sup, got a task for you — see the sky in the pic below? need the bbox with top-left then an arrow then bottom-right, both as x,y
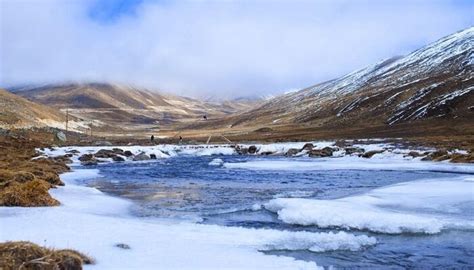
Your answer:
1,0 -> 473,99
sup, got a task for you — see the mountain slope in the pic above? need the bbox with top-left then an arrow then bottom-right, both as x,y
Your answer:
11,83 -> 259,128
0,89 -> 77,130
190,27 -> 473,135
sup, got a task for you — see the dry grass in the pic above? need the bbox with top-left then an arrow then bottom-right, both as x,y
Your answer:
0,179 -> 59,207
0,241 -> 93,270
0,134 -> 71,207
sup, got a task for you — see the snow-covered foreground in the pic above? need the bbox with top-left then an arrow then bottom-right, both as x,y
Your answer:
0,169 -> 375,270
265,176 -> 474,234
2,141 -> 474,269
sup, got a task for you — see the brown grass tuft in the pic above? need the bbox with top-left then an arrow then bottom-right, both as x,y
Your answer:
0,241 -> 93,270
0,179 -> 59,207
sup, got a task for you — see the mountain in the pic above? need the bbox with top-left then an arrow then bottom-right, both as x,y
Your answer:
188,27 -> 473,138
10,83 -> 260,130
0,88 -> 85,131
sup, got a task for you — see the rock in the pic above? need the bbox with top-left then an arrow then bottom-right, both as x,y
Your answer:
67,149 -> 80,154
345,147 -> 365,155
300,143 -> 314,151
405,151 -> 422,158
248,145 -> 257,154
236,147 -> 248,155
112,148 -> 124,155
260,151 -> 274,156
421,150 -> 449,161
112,156 -> 125,162
95,149 -> 117,158
361,150 -> 384,158
308,147 -> 334,157
133,153 -> 150,161
123,150 -> 133,157
115,243 -> 131,250
285,148 -> 300,156
150,154 -> 157,159
434,155 -> 450,162
78,154 -> 94,162
56,131 -> 66,142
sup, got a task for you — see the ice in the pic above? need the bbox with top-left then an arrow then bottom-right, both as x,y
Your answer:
39,141 -> 339,165
223,157 -> 474,174
0,167 -> 380,270
209,158 -> 224,166
264,176 -> 474,234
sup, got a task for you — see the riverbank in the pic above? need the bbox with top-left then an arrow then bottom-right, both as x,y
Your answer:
1,128 -> 473,269
2,144 -> 474,268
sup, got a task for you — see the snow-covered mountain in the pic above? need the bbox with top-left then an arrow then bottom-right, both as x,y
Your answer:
206,27 -> 473,131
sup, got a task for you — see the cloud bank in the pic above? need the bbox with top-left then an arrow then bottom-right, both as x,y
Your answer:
1,0 -> 473,98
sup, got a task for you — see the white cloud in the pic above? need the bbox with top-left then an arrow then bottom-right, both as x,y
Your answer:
1,0 -> 473,98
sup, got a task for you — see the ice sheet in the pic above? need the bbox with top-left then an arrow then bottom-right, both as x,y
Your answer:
0,167 -> 378,270
265,176 -> 474,234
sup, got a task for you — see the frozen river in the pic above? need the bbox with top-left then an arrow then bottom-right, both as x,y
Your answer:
77,153 -> 474,269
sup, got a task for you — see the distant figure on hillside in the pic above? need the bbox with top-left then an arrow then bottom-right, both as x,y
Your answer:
179,136 -> 183,144
203,115 -> 207,120
151,135 -> 154,142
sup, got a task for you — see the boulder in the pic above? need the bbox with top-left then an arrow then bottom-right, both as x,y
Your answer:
405,151 -> 422,158
260,151 -> 275,156
112,156 -> 125,162
123,150 -> 133,157
150,154 -> 157,159
115,243 -> 131,250
94,149 -> 117,158
78,154 -> 94,162
56,131 -> 66,142
300,143 -> 314,151
236,147 -> 249,155
248,145 -> 257,154
361,150 -> 384,158
421,150 -> 449,161
112,148 -> 124,155
309,147 -> 334,157
133,153 -> 150,161
285,148 -> 300,156
345,147 -> 365,155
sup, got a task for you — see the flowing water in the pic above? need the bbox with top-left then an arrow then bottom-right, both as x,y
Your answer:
74,155 -> 474,269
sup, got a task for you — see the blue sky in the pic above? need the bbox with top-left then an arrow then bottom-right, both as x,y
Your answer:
1,0 -> 473,98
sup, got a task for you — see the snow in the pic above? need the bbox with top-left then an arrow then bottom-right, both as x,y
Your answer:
223,157 -> 474,174
265,176 -> 474,234
209,158 -> 224,166
0,168 -> 379,270
40,141 -> 338,164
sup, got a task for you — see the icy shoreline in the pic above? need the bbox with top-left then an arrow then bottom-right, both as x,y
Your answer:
2,142 -> 473,269
0,168 -> 375,269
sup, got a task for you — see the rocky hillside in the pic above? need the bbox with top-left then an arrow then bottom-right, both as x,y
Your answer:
10,83 -> 259,128
0,89 -> 87,131
191,27 -> 473,135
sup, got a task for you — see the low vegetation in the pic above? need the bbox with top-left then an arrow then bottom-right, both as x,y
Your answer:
0,241 -> 93,270
0,132 -> 70,207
